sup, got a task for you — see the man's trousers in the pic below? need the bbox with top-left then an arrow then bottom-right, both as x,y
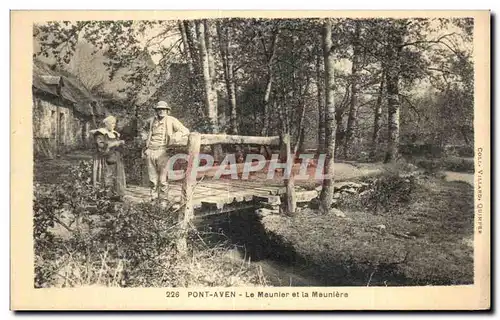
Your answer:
145,147 -> 169,198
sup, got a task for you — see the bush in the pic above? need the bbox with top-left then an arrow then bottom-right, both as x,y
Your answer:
121,142 -> 145,185
34,160 -> 121,287
442,157 -> 475,173
33,160 -> 117,241
444,145 -> 474,158
337,169 -> 418,215
416,156 -> 474,174
400,143 -> 443,158
415,158 -> 441,173
34,161 -> 267,288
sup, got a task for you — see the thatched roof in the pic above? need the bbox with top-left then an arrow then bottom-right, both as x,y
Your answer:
32,60 -> 106,117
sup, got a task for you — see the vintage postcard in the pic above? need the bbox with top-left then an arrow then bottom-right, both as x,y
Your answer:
10,10 -> 490,310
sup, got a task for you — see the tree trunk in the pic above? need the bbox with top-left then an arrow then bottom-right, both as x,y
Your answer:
384,30 -> 403,163
461,126 -> 471,147
293,105 -> 306,154
227,69 -> 238,134
178,21 -> 195,76
179,21 -> 201,116
344,21 -> 361,159
206,20 -> 225,134
316,49 -> 326,154
335,110 -> 345,157
216,21 -> 238,134
184,21 -> 200,74
276,99 -> 286,135
319,20 -> 336,214
203,20 -> 218,127
370,70 -> 385,161
277,85 -> 291,136
384,71 -> 401,162
294,80 -> 311,154
183,20 -> 205,118
204,20 -> 216,80
261,69 -> 273,136
195,20 -> 218,133
260,28 -> 280,136
223,25 -> 238,134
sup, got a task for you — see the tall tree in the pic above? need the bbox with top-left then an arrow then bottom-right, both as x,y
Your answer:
319,19 -> 337,214
178,21 -> 195,78
216,20 -> 238,134
259,25 -> 280,136
204,20 -> 217,81
384,21 -> 406,163
183,21 -> 201,73
293,79 -> 311,153
370,69 -> 385,160
344,20 -> 362,159
178,20 -> 205,118
315,45 -> 326,154
195,20 -> 219,133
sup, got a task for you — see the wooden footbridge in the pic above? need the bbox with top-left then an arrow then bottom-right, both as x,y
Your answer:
123,131 -> 324,253
124,132 -> 318,219
125,179 -> 290,216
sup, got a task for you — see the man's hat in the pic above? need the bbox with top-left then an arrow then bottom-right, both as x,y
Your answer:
153,101 -> 171,110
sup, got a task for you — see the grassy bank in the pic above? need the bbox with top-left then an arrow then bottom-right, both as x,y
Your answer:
260,175 -> 474,286
34,160 -> 267,288
34,154 -> 474,287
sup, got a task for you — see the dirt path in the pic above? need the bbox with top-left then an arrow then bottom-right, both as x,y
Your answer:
34,150 -> 93,184
443,171 -> 474,186
35,151 -> 386,186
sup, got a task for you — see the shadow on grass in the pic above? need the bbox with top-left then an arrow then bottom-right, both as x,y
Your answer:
195,209 -> 425,287
197,210 -> 302,265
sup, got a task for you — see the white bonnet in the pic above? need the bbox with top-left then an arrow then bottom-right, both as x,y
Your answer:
103,115 -> 117,126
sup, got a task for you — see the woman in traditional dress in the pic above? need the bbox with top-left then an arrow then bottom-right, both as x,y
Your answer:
90,115 -> 127,199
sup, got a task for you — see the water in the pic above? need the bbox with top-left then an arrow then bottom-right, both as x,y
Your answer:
196,210 -> 322,287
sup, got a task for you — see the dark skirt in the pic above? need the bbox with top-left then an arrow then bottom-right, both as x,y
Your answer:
92,152 -> 127,196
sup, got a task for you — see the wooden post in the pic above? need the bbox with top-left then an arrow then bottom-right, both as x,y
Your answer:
177,132 -> 201,254
282,134 -> 297,214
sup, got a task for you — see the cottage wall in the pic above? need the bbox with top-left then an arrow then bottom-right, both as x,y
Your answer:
33,96 -> 92,157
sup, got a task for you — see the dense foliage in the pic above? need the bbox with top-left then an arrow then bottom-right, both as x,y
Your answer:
34,17 -> 473,162
34,161 -> 266,288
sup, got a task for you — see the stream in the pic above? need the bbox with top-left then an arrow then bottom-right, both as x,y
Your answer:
197,210 -> 324,287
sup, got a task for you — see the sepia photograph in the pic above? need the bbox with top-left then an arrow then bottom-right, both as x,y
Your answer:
11,10 -> 490,310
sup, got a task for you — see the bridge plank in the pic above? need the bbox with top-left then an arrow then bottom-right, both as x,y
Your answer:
126,177 -> 289,217
228,181 -> 280,194
201,189 -> 257,203
194,201 -> 257,217
197,181 -> 272,198
231,180 -> 285,189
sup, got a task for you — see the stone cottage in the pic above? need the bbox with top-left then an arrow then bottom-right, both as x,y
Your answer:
32,60 -> 106,158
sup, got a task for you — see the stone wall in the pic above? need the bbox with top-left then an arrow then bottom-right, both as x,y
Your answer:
33,96 -> 93,157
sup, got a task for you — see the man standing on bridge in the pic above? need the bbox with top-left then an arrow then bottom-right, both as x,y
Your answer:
141,101 -> 190,200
